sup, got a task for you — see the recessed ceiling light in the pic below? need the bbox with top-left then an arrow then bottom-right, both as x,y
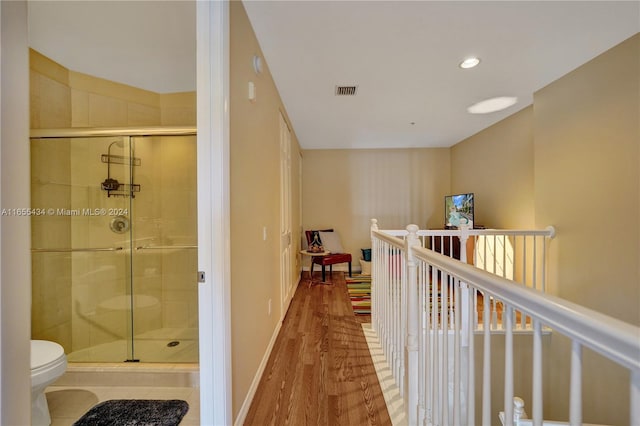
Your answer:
467,96 -> 518,114
459,57 -> 480,69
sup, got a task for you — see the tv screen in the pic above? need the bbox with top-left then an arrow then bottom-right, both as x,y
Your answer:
445,193 -> 474,228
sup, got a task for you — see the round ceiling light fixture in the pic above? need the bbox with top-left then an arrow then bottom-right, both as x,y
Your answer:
459,57 -> 480,69
467,96 -> 518,114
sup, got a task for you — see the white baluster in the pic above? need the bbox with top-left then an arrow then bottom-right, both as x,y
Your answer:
454,281 -> 461,425
631,370 -> 640,426
418,262 -> 427,425
570,341 -> 582,426
482,292 -> 492,426
405,224 -> 419,426
532,319 -> 543,426
504,306 -> 514,426
458,228 -> 471,346
532,235 -> 538,290
502,235 -> 507,278
429,263 -> 438,424
442,272 -> 449,426
467,287 -> 475,426
493,234 -> 497,276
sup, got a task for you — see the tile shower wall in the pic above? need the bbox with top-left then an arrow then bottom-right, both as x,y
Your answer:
31,138 -> 73,350
30,49 -> 197,361
134,136 -> 198,333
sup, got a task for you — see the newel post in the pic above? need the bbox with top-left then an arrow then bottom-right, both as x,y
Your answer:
405,224 -> 420,425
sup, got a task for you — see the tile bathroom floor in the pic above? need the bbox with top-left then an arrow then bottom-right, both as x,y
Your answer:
46,385 -> 200,426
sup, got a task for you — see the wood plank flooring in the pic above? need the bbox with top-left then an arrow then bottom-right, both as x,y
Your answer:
243,272 -> 391,426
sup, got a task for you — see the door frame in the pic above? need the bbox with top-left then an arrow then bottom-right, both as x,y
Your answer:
196,2 -> 232,425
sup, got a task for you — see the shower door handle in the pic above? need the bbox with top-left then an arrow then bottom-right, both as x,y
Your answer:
31,247 -> 124,252
135,245 -> 198,250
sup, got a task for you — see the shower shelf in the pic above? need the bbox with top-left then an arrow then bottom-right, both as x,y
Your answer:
101,150 -> 141,198
105,183 -> 141,198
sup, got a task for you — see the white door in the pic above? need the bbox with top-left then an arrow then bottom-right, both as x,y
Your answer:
279,113 -> 293,317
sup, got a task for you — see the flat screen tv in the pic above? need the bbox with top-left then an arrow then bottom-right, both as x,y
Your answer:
445,193 -> 474,228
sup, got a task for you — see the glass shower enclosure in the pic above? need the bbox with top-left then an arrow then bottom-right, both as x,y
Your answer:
30,127 -> 198,363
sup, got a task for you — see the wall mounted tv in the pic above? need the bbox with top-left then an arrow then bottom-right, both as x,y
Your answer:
445,193 -> 474,228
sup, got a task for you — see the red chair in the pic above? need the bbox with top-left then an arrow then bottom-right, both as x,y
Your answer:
305,230 -> 352,282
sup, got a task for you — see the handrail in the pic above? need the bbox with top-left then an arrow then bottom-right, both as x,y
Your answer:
379,226 -> 556,239
31,247 -> 124,253
371,229 -> 405,248
412,244 -> 640,371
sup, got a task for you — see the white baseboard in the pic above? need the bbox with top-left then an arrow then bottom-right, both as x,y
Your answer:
234,318 -> 283,426
234,274 -> 303,425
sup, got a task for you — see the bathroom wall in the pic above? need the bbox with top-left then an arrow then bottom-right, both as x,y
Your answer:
30,50 -> 73,349
30,49 -> 198,361
1,2 -> 32,423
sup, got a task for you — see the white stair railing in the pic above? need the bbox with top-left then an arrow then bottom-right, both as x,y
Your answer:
370,219 -> 640,426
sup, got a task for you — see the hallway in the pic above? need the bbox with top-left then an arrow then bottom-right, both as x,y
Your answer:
244,272 -> 391,425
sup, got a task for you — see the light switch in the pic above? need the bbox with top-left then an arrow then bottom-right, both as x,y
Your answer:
248,81 -> 256,102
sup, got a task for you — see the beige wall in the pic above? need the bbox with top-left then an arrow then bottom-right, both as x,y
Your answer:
302,148 -> 451,264
229,1 -> 302,419
30,48 -> 196,129
451,106 -> 535,229
1,2 -> 32,423
451,34 -> 639,424
534,34 -> 639,322
533,33 -> 639,424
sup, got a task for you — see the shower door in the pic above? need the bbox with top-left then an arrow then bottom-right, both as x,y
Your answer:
129,135 -> 198,362
31,132 -> 198,363
31,136 -> 135,362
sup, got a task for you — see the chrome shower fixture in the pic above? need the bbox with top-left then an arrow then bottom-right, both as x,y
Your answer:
109,215 -> 130,234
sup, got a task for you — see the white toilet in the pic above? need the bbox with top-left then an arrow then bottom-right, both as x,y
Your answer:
31,340 -> 67,425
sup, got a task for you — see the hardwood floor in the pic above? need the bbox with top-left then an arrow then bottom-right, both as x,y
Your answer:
243,272 -> 391,426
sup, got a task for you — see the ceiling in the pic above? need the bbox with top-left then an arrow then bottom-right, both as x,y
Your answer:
28,1 -> 639,149
28,1 -> 196,94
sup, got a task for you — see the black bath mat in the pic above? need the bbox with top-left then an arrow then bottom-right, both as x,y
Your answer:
73,399 -> 189,426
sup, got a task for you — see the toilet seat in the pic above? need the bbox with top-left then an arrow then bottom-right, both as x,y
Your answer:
31,340 -> 65,371
31,340 -> 67,425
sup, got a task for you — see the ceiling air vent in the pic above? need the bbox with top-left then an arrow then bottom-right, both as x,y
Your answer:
335,85 -> 358,96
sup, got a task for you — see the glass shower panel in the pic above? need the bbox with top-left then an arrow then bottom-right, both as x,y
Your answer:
31,136 -> 135,362
130,135 -> 198,362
